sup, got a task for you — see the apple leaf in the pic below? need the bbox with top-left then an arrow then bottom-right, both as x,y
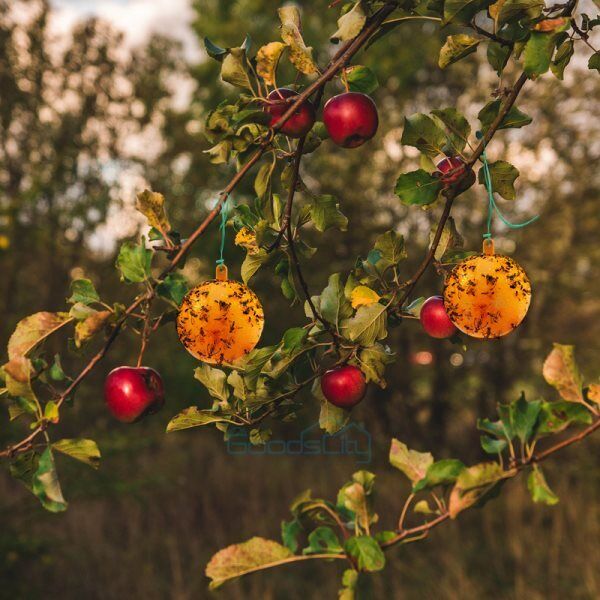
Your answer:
278,6 -> 318,75
52,438 -> 101,469
478,100 -> 532,132
344,536 -> 385,572
32,447 -> 67,513
438,34 -> 479,69
8,312 -> 72,361
412,459 -> 466,492
67,279 -> 100,306
528,465 -> 559,505
116,239 -> 152,283
542,343 -> 584,403
310,194 -> 348,232
389,439 -> 434,483
302,526 -> 343,555
341,303 -> 387,346
589,52 -> 600,73
394,169 -> 442,206
166,407 -> 234,432
206,537 -> 293,589
194,364 -> 230,403
256,42 -> 286,86
135,189 -> 171,233
478,160 -> 520,200
345,65 -> 379,94
401,113 -> 447,157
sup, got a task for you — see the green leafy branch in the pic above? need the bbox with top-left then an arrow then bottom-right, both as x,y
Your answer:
204,343 -> 600,594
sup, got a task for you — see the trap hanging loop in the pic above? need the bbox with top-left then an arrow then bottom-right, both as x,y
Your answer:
476,131 -> 539,240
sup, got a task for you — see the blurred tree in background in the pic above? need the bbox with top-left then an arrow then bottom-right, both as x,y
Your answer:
1,0 -> 599,598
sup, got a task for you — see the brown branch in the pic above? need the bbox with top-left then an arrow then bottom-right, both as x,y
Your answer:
395,71 -> 529,309
0,2 -> 400,461
471,22 -> 512,47
381,416 -> 600,550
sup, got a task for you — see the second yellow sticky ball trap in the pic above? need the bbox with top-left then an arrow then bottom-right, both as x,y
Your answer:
443,131 -> 536,339
176,201 -> 264,364
444,238 -> 531,339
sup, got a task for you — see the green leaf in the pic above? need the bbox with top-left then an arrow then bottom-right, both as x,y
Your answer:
320,273 -> 353,327
394,169 -> 442,206
281,518 -> 303,553
414,500 -> 436,515
439,35 -> 479,69
303,526 -> 343,555
221,47 -> 253,90
487,42 -> 512,76
254,160 -> 275,199
401,114 -> 446,157
341,303 -> 387,346
156,272 -> 189,306
542,344 -> 583,403
8,312 -> 72,360
344,536 -> 385,572
389,439 -> 434,483
430,107 -> 471,154
449,462 -> 507,518
337,471 -> 377,531
135,189 -> 171,233
166,407 -> 234,432
331,1 -> 367,43
528,465 -> 559,505
511,392 -> 542,443
310,195 -> 348,232
523,31 -> 557,76
9,451 -> 38,490
49,354 -> 66,381
52,438 -> 101,469
67,279 -> 100,305
194,364 -> 230,403
588,52 -> 600,72
345,65 -> 379,94
444,0 -> 495,25
497,0 -> 544,28
44,400 -> 59,423
478,160 -> 520,200
241,249 -> 269,284
478,100 -> 532,132
116,239 -> 152,283
356,344 -> 394,388
534,400 -> 592,437
282,327 -> 308,352
480,435 -> 508,454
32,447 -> 67,512
413,459 -> 466,492
373,230 -> 407,266
205,537 -> 293,589
204,37 -> 228,61
315,380 -> 350,434
431,216 -> 464,261
551,40 -> 574,79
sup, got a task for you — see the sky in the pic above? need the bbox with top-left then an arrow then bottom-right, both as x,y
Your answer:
51,0 -> 201,59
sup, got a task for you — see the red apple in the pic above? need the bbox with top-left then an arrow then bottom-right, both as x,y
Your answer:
321,365 -> 366,409
104,366 -> 165,423
420,296 -> 457,339
323,92 -> 378,148
436,156 -> 467,186
264,88 -> 316,138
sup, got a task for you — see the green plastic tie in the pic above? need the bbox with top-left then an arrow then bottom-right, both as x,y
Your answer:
476,130 -> 539,239
216,198 -> 231,266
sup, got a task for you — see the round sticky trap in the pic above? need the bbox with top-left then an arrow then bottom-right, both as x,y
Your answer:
443,240 -> 531,339
176,265 -> 264,364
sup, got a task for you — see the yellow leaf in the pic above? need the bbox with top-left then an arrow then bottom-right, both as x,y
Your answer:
256,42 -> 286,86
588,383 -> 600,405
278,6 -> 318,75
234,227 -> 259,255
350,285 -> 381,309
135,189 -> 171,234
75,310 -> 111,348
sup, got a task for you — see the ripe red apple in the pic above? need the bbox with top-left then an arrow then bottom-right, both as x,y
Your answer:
264,88 -> 316,138
104,366 -> 165,423
420,296 -> 457,339
436,156 -> 467,185
323,92 -> 378,148
321,365 -> 366,409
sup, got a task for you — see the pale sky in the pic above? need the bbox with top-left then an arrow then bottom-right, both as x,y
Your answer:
51,0 -> 201,59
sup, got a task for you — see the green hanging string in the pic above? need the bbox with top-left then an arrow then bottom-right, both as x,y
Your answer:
476,131 -> 539,239
216,198 -> 231,265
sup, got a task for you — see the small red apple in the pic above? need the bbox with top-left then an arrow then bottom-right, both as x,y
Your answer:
436,156 -> 467,186
321,365 -> 366,409
104,366 -> 165,423
420,296 -> 457,339
323,92 -> 378,148
264,88 -> 316,138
